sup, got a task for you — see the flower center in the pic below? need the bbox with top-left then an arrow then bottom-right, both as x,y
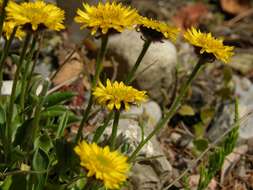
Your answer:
97,154 -> 111,167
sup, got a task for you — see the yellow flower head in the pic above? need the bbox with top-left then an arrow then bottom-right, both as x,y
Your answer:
184,27 -> 234,63
138,16 -> 179,42
3,22 -> 25,40
74,2 -> 140,35
93,79 -> 147,111
5,0 -> 65,31
74,141 -> 130,189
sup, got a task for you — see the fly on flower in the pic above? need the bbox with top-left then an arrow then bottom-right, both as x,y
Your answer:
138,16 -> 179,42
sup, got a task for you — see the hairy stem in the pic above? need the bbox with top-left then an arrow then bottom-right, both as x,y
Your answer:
75,34 -> 108,143
124,39 -> 151,84
109,110 -> 120,150
128,57 -> 205,162
20,33 -> 37,113
5,33 -> 31,162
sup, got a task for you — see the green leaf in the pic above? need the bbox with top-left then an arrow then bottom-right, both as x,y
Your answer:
41,106 -> 80,123
178,105 -> 195,116
44,183 -> 66,190
54,139 -> 78,173
32,149 -> 49,190
44,91 -> 76,107
41,105 -> 68,117
13,119 -> 33,148
8,175 -> 27,190
200,108 -> 214,125
194,122 -> 205,138
193,138 -> 209,152
0,176 -> 12,190
34,135 -> 53,154
0,105 -> 5,124
56,112 -> 69,139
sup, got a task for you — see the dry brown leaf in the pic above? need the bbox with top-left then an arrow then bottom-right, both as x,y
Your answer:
173,3 -> 209,30
220,0 -> 251,15
53,53 -> 84,85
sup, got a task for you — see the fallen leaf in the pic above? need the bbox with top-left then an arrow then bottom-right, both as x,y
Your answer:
53,53 -> 84,85
220,0 -> 251,15
173,3 -> 209,30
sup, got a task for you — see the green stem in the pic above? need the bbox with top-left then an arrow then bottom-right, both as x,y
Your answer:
0,0 -> 9,36
75,34 -> 109,143
0,27 -> 17,93
25,33 -> 43,96
5,33 -> 31,161
125,39 -> 151,84
92,34 -> 109,88
75,95 -> 93,143
109,110 -> 120,150
28,80 -> 49,150
20,33 -> 37,113
128,58 -> 205,162
92,111 -> 113,143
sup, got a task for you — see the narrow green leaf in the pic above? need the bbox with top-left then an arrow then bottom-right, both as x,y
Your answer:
0,105 -> 5,124
32,148 -> 49,190
44,91 -> 76,107
56,112 -> 69,139
34,135 -> 53,154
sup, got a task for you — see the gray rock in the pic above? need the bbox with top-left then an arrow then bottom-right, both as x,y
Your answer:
107,30 -> 177,103
130,164 -> 161,190
229,52 -> 253,75
105,101 -> 172,190
208,76 -> 253,142
207,103 -> 234,142
234,76 -> 253,140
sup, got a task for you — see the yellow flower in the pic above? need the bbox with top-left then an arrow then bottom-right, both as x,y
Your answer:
74,2 -> 140,35
74,141 -> 130,189
138,16 -> 179,42
93,79 -> 147,111
184,27 -> 234,63
5,0 -> 65,31
3,22 -> 25,40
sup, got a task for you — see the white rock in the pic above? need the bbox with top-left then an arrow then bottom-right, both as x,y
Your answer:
1,81 -> 13,95
107,30 -> 177,102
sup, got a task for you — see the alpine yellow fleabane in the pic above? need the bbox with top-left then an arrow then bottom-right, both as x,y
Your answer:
74,2 -> 140,35
3,22 -> 24,40
5,0 -> 65,31
138,16 -> 179,42
184,27 -> 234,63
74,141 -> 130,189
93,79 -> 147,111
